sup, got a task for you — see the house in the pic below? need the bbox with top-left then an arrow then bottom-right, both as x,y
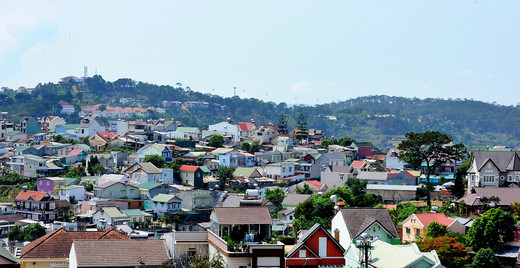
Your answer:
320,165 -> 357,191
40,116 -> 66,133
13,190 -> 64,222
386,170 -> 418,185
94,181 -> 139,200
55,185 -> 85,201
108,120 -> 129,136
252,124 -> 278,143
282,194 -> 311,208
58,100 -> 75,114
8,155 -> 48,177
66,149 -> 87,164
69,240 -> 171,268
149,194 -> 182,218
74,116 -> 106,138
351,141 -> 376,159
455,187 -> 520,216
124,162 -> 163,183
207,121 -> 240,143
173,186 -> 219,211
88,131 -> 118,149
55,124 -> 80,136
316,152 -> 346,167
467,151 -> 520,191
331,208 -> 400,249
13,145 -> 41,156
237,121 -> 256,138
366,185 -> 440,203
233,167 -> 262,179
286,223 -> 346,268
344,238 -> 444,268
385,148 -> 406,170
179,165 -> 204,188
288,180 -> 327,194
264,162 -> 295,180
219,151 -> 255,168
175,127 -> 200,140
162,231 -> 209,259
19,117 -> 41,135
136,182 -> 171,199
37,177 -> 71,196
207,207 -> 285,267
401,213 -> 465,243
121,209 -> 152,224
0,119 -> 15,142
19,227 -> 129,268
356,171 -> 389,184
0,247 -> 18,267
92,206 -> 130,228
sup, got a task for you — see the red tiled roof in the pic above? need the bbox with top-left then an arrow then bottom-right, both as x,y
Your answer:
96,132 -> 118,141
402,171 -> 416,179
351,160 -> 366,168
305,180 -> 325,191
68,149 -> 84,156
237,122 -> 255,131
180,165 -> 199,172
15,190 -> 47,201
414,213 -> 455,227
383,204 -> 397,210
387,173 -> 398,179
21,228 -> 129,258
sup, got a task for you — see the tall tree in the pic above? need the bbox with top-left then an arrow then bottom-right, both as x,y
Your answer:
278,114 -> 288,134
398,131 -> 466,207
426,221 -> 448,238
296,113 -> 308,131
468,248 -> 500,268
451,169 -> 465,199
216,166 -> 234,190
264,188 -> 285,213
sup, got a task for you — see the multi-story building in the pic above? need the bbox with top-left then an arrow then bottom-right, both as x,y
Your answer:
13,190 -> 64,222
467,151 -> 520,191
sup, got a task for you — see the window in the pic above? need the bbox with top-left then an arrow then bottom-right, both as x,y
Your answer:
299,249 -> 306,258
517,175 -> 520,182
406,227 -> 411,234
188,248 -> 197,257
109,191 -> 113,196
120,190 -> 126,196
416,229 -> 421,236
471,175 -> 475,181
130,189 -> 134,195
39,181 -> 42,185
289,167 -> 292,172
508,175 -> 513,182
483,176 -> 495,183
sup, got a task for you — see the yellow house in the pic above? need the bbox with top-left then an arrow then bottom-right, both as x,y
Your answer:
18,228 -> 129,268
401,213 -> 465,243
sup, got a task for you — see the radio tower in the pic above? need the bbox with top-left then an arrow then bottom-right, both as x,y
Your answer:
233,86 -> 237,97
84,66 -> 88,78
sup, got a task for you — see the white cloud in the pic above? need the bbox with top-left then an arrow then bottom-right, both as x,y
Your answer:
291,81 -> 312,93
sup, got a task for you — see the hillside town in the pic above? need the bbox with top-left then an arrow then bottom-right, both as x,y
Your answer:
0,109 -> 519,268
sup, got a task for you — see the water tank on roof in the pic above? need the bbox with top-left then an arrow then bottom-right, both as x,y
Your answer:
246,189 -> 259,198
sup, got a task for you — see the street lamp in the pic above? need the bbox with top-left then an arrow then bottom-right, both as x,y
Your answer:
356,233 -> 372,268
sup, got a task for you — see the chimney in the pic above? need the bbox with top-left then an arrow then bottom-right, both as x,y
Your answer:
334,228 -> 340,243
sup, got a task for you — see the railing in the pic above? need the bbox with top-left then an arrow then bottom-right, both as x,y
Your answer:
207,230 -> 231,253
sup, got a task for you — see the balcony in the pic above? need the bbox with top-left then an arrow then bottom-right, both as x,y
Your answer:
207,230 -> 284,255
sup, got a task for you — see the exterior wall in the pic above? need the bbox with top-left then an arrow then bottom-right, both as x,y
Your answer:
475,160 -> 500,188
207,122 -> 240,143
331,212 -> 352,249
20,258 -> 69,268
95,183 -> 139,199
385,155 -> 405,170
360,222 -> 394,244
366,188 -> 417,203
152,200 -> 182,217
161,169 -> 174,183
401,215 -> 426,243
320,168 -> 350,191
57,187 -> 85,201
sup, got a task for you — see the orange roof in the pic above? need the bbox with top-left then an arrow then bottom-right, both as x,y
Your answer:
237,122 -> 255,131
414,213 -> 455,227
351,160 -> 366,168
68,149 -> 85,156
97,132 -> 118,141
305,180 -> 325,191
180,165 -> 199,172
15,190 -> 47,201
383,204 -> 397,210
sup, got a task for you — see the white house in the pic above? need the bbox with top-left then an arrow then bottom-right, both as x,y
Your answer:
151,194 -> 182,218
56,185 -> 86,201
58,101 -> 75,114
207,121 -> 240,143
74,116 -> 106,138
124,162 -> 163,183
264,162 -> 295,180
92,207 -> 130,228
385,149 -> 405,170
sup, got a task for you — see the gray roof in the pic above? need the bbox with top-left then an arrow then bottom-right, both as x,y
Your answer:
456,187 -> 520,206
357,171 -> 388,181
215,194 -> 244,208
337,208 -> 399,239
282,193 -> 312,206
469,151 -> 520,173
137,162 -> 162,174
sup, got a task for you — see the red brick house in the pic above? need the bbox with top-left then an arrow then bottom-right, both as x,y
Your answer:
286,223 -> 346,268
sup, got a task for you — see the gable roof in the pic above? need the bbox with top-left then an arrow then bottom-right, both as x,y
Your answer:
287,223 -> 345,258
282,194 -> 312,206
237,122 -> 255,131
15,190 -> 49,201
337,208 -> 399,239
97,207 -> 130,221
471,151 -> 520,173
180,165 -> 199,172
72,239 -> 170,267
136,182 -> 162,190
68,149 -> 85,156
233,167 -> 260,178
305,180 -> 326,191
413,213 -> 455,228
456,187 -> 520,206
20,228 -> 129,258
137,162 -> 162,174
151,194 -> 181,203
350,160 -> 367,168
213,207 -> 272,225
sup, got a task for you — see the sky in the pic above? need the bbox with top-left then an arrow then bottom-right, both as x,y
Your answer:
1,1 -> 519,106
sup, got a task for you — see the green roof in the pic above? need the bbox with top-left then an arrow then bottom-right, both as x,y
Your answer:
199,166 -> 211,173
63,124 -> 80,130
137,182 -> 162,190
233,167 -> 257,177
15,146 -> 31,151
24,155 -> 45,161
7,131 -> 20,136
121,209 -> 151,217
151,194 -> 177,203
61,185 -> 83,190
0,247 -> 18,264
176,127 -> 199,133
100,207 -> 129,220
63,178 -> 79,185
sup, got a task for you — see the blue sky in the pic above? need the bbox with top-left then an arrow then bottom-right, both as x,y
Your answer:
1,1 -> 519,106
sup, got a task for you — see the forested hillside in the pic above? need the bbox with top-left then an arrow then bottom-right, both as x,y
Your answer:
1,76 -> 519,148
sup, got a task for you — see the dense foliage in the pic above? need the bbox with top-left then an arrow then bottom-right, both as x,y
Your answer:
144,154 -> 165,168
426,221 -> 449,238
466,208 -> 516,251
417,236 -> 470,268
468,248 -> 500,268
8,223 -> 47,242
